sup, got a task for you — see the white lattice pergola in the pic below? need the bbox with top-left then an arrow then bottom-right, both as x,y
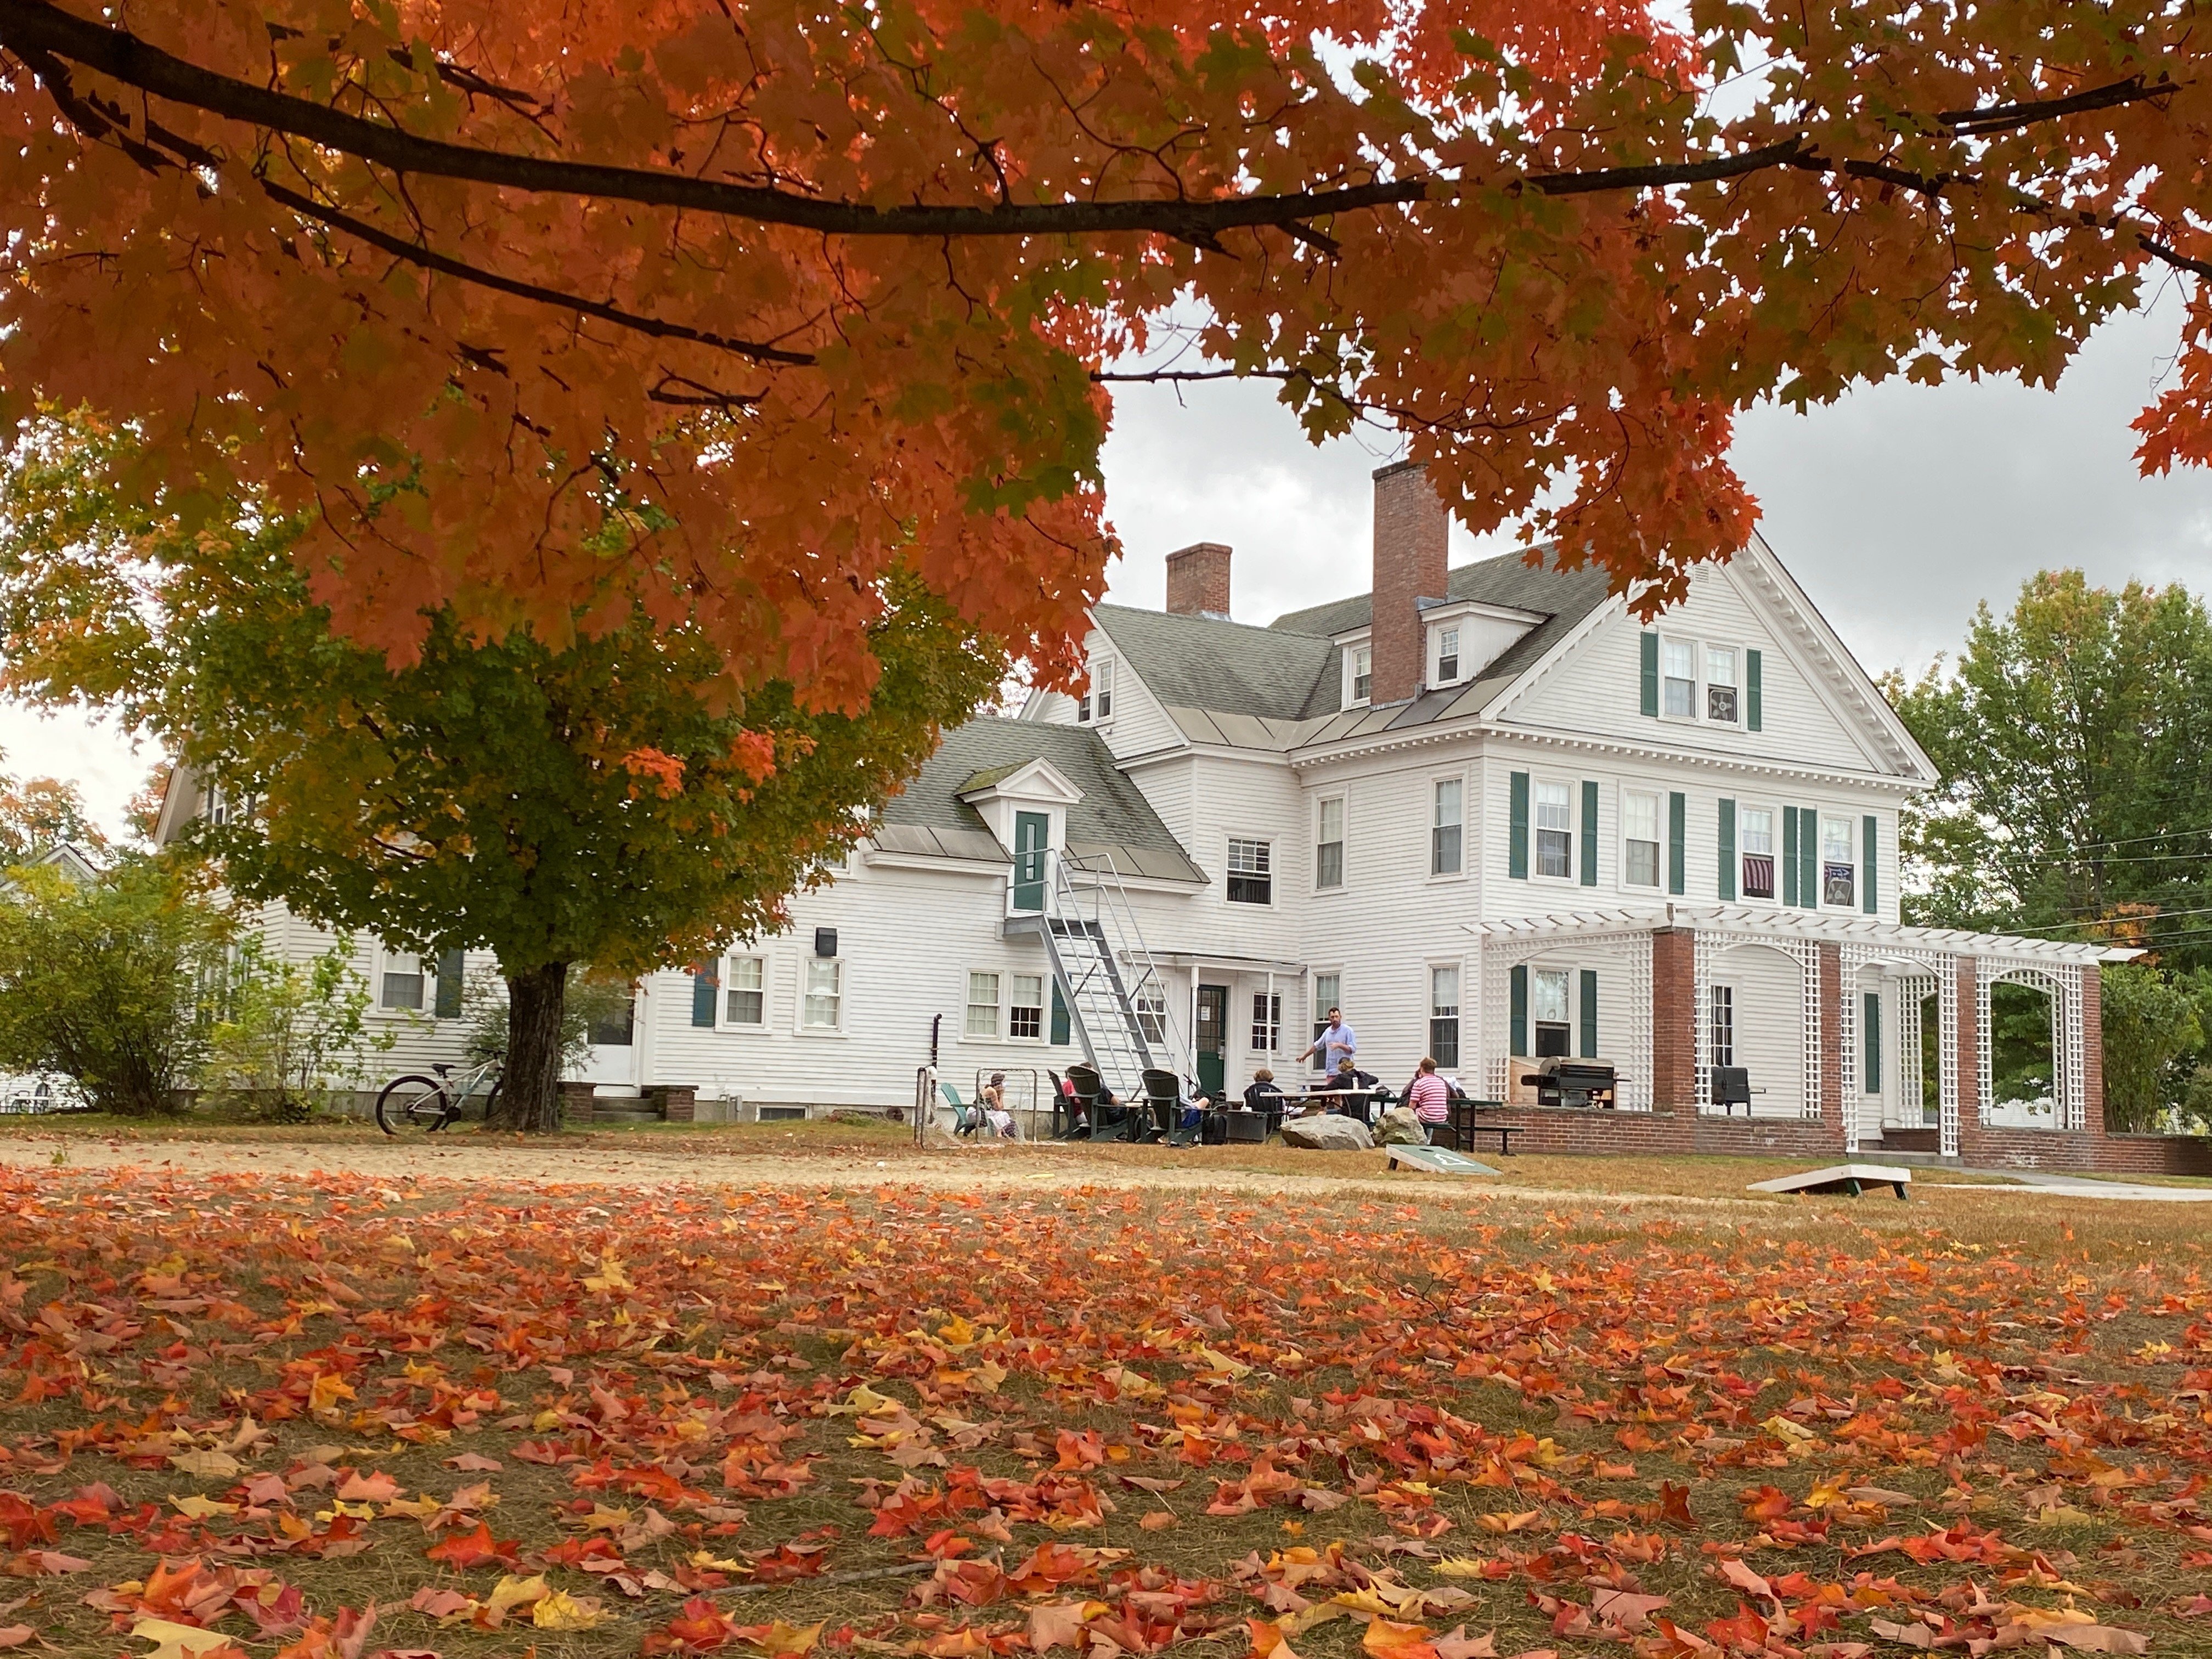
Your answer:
1468,906 -> 2113,1155
1973,958 -> 2088,1132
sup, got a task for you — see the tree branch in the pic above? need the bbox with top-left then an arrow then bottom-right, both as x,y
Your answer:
1936,74 -> 2178,137
255,176 -> 817,366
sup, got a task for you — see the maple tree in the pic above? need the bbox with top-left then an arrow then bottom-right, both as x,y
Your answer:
0,764 -> 100,864
0,415 -> 1002,1131
0,1154 -> 2202,1655
8,1 -> 2212,690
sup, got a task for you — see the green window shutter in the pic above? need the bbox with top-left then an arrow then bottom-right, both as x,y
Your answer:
433,947 -> 465,1019
1667,791 -> 1686,896
1508,771 -> 1530,879
1781,808 -> 1799,906
1861,814 -> 1879,913
1578,969 -> 1598,1058
1639,632 -> 1659,717
1746,648 -> 1763,731
1050,981 -> 1071,1046
691,958 -> 719,1028
1801,803 -> 1820,907
1717,798 -> 1736,901
1579,780 -> 1598,886
1509,965 -> 1528,1058
1863,991 -> 1882,1093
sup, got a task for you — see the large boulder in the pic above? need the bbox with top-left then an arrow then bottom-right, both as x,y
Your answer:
1374,1105 -> 1427,1146
1280,1111 -> 1374,1151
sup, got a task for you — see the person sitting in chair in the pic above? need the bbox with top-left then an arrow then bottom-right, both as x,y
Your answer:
981,1073 -> 1017,1139
1243,1067 -> 1285,1113
1321,1057 -> 1380,1124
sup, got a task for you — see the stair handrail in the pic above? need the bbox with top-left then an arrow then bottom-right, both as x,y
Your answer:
1055,849 -> 1193,1085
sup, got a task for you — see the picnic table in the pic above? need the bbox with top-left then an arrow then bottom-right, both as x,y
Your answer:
1283,1087 -> 1386,1127
1444,1097 -> 1519,1156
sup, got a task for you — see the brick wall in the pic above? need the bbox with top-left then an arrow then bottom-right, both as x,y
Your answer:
1651,929 -> 1695,1109
1164,542 -> 1233,618
1463,1105 -> 1843,1159
2097,1135 -> 2212,1175
1817,943 -> 1842,1129
1369,462 -> 1449,704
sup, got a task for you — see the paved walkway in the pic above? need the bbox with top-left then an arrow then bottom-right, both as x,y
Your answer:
1938,1166 -> 2212,1202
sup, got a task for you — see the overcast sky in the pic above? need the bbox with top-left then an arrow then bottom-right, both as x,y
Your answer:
9,292 -> 2212,838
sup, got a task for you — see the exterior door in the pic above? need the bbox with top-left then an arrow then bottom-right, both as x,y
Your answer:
1195,983 -> 1229,1096
1012,811 -> 1049,911
579,990 -> 644,1090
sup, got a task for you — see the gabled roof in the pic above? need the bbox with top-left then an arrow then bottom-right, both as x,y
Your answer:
1091,605 -> 1339,725
876,717 -> 1204,883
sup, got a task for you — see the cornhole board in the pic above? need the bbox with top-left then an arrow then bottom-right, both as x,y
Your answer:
1748,1163 -> 1912,1200
1385,1144 -> 1499,1177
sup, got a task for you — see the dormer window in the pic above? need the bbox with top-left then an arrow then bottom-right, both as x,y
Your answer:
1436,627 -> 1460,682
1093,658 -> 1113,721
1348,643 -> 1373,705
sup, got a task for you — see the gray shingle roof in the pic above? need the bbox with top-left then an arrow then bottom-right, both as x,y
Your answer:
1091,546 -> 1617,746
1091,605 -> 1340,724
876,717 -> 1204,883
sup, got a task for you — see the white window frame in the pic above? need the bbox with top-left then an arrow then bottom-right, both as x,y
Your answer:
1344,639 -> 1373,707
1621,788 -> 1662,891
721,953 -> 769,1030
1709,983 -> 1736,1069
1531,777 -> 1576,884
1314,795 -> 1346,892
1819,813 -> 1858,910
964,969 -> 1002,1040
1705,645 -> 1741,726
1008,973 -> 1046,1043
1226,837 -> 1274,906
1427,961 -> 1462,1070
1660,636 -> 1699,720
1091,657 -> 1115,725
1738,803 -> 1779,902
1429,775 -> 1464,879
374,943 -> 428,1014
1658,635 -> 1747,727
1133,983 -> 1169,1046
799,956 -> 844,1034
1531,966 -> 1574,1057
1433,624 -> 1462,686
1250,990 -> 1282,1053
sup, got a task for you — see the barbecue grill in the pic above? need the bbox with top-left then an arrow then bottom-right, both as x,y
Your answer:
1521,1056 -> 1617,1109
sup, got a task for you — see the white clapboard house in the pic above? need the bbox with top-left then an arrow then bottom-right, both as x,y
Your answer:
161,464 -> 2143,1167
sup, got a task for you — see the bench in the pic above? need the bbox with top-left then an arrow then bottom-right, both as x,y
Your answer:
1445,1099 -> 1518,1156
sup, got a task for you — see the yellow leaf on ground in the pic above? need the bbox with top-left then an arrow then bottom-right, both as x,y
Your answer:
167,1451 -> 241,1480
168,1494 -> 237,1519
740,1620 -> 823,1655
533,1590 -> 612,1629
129,1618 -> 239,1659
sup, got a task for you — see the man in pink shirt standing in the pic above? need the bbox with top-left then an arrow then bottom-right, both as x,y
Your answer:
1406,1058 -> 1452,1146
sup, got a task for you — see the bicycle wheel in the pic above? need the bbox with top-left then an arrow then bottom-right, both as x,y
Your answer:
375,1074 -> 450,1135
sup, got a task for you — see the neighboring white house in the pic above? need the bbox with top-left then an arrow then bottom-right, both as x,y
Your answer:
161,464 -> 2131,1163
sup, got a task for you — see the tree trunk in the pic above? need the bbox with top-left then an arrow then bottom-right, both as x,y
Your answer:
497,961 -> 569,1132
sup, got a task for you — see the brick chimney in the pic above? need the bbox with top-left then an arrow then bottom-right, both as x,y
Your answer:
1164,541 -> 1233,619
1369,461 -> 1449,703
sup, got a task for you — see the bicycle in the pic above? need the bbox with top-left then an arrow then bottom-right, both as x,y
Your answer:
375,1058 -> 504,1135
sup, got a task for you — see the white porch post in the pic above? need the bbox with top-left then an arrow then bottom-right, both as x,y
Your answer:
1938,957 -> 1961,1159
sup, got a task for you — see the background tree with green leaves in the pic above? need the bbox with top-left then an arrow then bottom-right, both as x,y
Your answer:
1886,570 -> 2212,1128
0,414 -> 1003,1131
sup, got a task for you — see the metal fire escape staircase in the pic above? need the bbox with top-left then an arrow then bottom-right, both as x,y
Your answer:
1004,852 -> 1189,1102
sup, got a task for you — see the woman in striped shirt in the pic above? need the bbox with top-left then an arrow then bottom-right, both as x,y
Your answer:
1406,1058 -> 1452,1146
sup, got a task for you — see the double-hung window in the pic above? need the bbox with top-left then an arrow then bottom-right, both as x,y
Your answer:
1429,966 -> 1460,1068
1662,639 -> 1697,717
1623,790 -> 1661,889
379,948 -> 425,1012
1348,644 -> 1373,704
1431,778 -> 1463,877
1821,815 -> 1857,907
964,971 -> 1000,1038
1436,627 -> 1460,682
802,959 -> 843,1030
1077,657 -> 1114,723
724,956 -> 766,1026
1534,782 -> 1574,878
1532,968 -> 1573,1057
1008,974 -> 1045,1040
1315,798 -> 1345,890
1709,984 -> 1735,1068
1133,984 -> 1168,1045
1706,647 -> 1740,724
1251,992 -> 1282,1052
1740,807 -> 1776,899
1227,838 -> 1273,904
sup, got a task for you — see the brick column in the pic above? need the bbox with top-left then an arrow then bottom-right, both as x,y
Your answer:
2081,964 -> 2105,1131
558,1080 -> 597,1124
1651,929 -> 1695,1110
658,1086 -> 698,1123
1817,943 -> 1843,1130
1953,958 -> 1980,1135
